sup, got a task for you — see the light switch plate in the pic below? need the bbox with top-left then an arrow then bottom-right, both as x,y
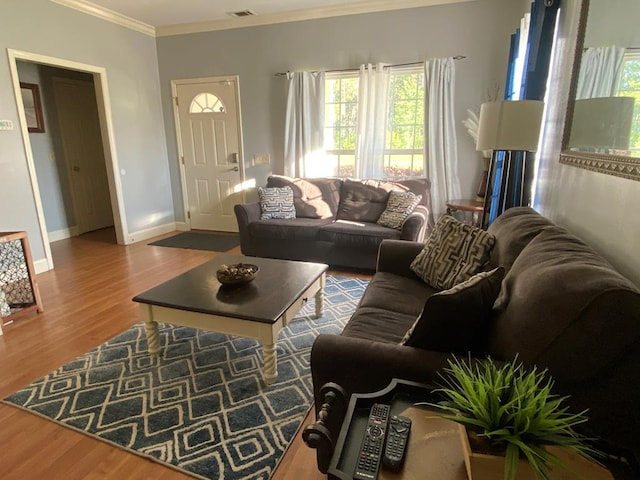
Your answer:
253,153 -> 270,166
0,120 -> 14,130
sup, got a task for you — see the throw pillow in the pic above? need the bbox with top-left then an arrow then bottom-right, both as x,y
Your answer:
400,267 -> 505,354
377,191 -> 422,230
410,215 -> 496,290
258,186 -> 296,220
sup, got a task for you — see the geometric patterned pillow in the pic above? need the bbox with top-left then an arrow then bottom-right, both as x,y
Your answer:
377,191 -> 422,230
258,186 -> 296,220
410,215 -> 496,290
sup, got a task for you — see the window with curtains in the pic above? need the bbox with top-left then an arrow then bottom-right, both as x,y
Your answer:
616,53 -> 640,152
323,67 -> 425,178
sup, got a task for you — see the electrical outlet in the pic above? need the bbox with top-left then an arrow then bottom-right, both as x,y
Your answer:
253,153 -> 271,166
0,120 -> 14,131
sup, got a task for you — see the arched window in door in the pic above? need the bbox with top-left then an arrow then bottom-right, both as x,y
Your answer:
189,93 -> 225,113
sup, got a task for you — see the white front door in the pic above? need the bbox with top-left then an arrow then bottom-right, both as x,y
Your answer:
53,77 -> 114,234
174,77 -> 244,232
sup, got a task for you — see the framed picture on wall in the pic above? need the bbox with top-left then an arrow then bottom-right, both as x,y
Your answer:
19,82 -> 45,133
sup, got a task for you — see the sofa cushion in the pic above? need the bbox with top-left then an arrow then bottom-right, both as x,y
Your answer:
318,221 -> 401,249
487,207 -> 561,271
258,186 -> 296,220
488,228 -> 640,382
248,218 -> 333,241
336,179 -> 391,222
411,215 -> 495,290
400,267 -> 505,354
267,175 -> 341,219
341,271 -> 433,342
377,191 -> 422,230
356,271 -> 437,317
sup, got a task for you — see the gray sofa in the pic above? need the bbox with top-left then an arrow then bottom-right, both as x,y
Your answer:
308,207 -> 640,465
234,175 -> 435,270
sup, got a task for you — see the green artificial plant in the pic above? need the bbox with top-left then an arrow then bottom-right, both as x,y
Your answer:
426,356 -> 598,480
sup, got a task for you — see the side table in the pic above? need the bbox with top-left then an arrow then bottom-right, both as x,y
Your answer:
306,379 -> 630,480
0,231 -> 44,334
446,198 -> 484,227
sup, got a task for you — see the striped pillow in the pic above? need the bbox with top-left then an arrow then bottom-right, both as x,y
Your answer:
258,186 -> 296,220
377,191 -> 422,229
410,215 -> 495,290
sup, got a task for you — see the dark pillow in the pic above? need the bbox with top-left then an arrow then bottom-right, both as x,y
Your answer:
410,215 -> 496,290
400,267 -> 505,354
258,186 -> 296,220
336,179 -> 391,222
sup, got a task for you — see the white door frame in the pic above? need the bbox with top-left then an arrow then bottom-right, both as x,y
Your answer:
7,48 -> 128,271
171,76 -> 246,230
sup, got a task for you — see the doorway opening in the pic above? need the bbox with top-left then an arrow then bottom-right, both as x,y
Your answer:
8,50 -> 127,271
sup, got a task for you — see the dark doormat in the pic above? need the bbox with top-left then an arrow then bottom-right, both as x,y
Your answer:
148,232 -> 240,252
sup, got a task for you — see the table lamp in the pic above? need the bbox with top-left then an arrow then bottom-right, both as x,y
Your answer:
476,100 -> 544,227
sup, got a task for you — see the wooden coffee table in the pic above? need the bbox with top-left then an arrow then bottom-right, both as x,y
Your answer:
132,255 -> 328,385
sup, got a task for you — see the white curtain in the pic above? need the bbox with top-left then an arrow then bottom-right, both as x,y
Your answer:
425,58 -> 460,219
284,71 -> 325,177
355,63 -> 390,179
576,46 -> 625,99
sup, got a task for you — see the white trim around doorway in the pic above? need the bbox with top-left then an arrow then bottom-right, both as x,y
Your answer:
7,48 -> 129,271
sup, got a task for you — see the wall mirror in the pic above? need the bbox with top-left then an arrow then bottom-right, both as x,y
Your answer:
560,0 -> 640,181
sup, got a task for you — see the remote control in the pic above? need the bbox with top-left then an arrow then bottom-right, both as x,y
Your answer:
353,403 -> 390,480
382,415 -> 412,470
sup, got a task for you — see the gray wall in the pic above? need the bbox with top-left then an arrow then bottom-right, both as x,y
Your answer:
535,0 -> 640,287
156,0 -> 525,221
0,0 -> 172,265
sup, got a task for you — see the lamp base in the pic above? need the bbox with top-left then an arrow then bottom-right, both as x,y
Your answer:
475,157 -> 491,202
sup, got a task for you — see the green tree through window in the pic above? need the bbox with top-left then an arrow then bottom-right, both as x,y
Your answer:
323,67 -> 425,178
616,54 -> 640,153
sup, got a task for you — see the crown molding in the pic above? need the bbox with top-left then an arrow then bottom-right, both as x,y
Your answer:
51,0 -> 155,37
156,0 -> 475,37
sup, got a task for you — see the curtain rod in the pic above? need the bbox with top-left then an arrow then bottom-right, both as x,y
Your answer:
274,56 -> 466,77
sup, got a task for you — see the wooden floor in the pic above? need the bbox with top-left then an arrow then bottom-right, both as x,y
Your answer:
0,228 -> 346,480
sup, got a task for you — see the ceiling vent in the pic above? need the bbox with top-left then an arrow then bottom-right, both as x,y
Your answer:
228,9 -> 257,18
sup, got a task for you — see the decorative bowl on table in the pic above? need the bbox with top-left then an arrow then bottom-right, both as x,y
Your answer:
216,263 -> 259,286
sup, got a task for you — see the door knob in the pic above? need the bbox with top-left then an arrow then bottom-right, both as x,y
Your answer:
72,165 -> 80,172
231,167 -> 239,172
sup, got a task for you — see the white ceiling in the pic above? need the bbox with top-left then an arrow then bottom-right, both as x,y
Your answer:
53,0 -> 473,36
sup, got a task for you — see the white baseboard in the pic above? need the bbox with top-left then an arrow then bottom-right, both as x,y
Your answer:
127,222 -> 179,244
34,258 -> 51,274
48,226 -> 79,242
175,222 -> 189,232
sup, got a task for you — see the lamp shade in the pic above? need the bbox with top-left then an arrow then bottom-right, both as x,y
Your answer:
568,96 -> 634,150
476,100 -> 544,152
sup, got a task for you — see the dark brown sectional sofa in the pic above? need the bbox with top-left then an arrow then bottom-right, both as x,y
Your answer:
309,207 -> 640,461
234,175 -> 435,270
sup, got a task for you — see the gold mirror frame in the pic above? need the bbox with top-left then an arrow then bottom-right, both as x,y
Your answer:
559,0 -> 640,182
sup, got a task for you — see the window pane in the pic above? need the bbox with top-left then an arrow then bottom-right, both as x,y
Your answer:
340,127 -> 357,150
338,154 -> 356,177
190,93 -> 225,113
617,57 -> 640,151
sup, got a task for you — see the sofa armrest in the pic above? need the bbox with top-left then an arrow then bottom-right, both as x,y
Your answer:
400,205 -> 429,241
310,334 -> 452,442
234,203 -> 261,255
376,239 -> 424,278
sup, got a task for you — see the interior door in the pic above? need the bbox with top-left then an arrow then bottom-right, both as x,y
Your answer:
53,77 -> 113,234
175,78 -> 244,232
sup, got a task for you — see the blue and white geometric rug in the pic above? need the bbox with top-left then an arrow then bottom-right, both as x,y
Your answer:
2,275 -> 368,480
